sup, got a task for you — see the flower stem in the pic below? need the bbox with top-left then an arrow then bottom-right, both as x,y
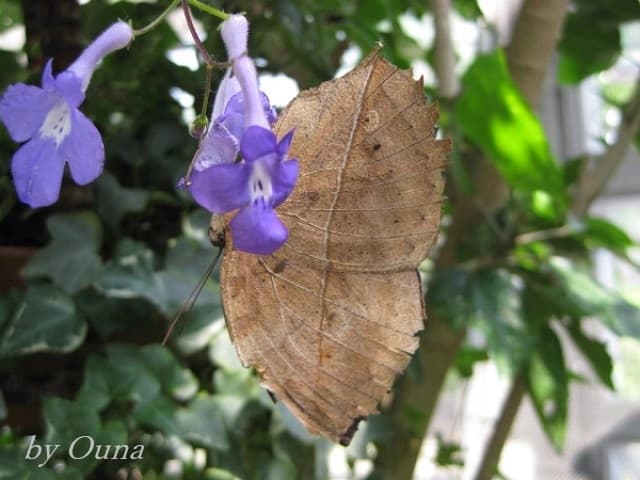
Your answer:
132,0 -> 180,37
188,0 -> 229,20
181,0 -> 214,65
201,62 -> 214,118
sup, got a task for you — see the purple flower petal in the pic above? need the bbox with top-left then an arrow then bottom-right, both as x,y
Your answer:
195,126 -> 237,169
230,201 -> 288,254
224,91 -> 275,120
271,159 -> 299,207
222,91 -> 244,117
41,59 -> 56,91
54,71 -> 85,108
241,126 -> 278,162
11,138 -> 64,207
277,129 -> 295,156
211,69 -> 240,120
218,110 -> 243,144
189,162 -> 252,213
62,109 -> 104,185
0,83 -> 52,143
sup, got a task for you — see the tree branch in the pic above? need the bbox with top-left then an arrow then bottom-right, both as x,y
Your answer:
571,75 -> 640,215
432,0 -> 459,99
473,374 -> 527,480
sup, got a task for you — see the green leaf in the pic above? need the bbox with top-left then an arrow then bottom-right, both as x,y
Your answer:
204,468 -> 242,480
42,397 -> 127,475
174,307 -> 224,355
453,347 -> 489,378
0,285 -> 85,356
209,325 -> 244,372
74,288 -> 160,339
23,212 -> 103,294
565,320 -> 614,389
260,456 -> 297,480
455,51 -> 563,195
77,344 -> 198,409
137,344 -> 199,401
94,172 -> 149,229
95,239 -> 168,312
434,433 -> 464,467
430,268 -> 532,372
557,1 -> 640,83
0,445 -> 83,479
581,216 -> 634,253
558,15 -> 621,83
174,394 -> 229,450
526,326 -> 568,450
453,0 -> 483,20
545,258 -> 640,338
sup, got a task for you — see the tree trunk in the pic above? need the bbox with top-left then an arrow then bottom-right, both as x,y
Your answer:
371,1 -> 570,479
506,0 -> 570,109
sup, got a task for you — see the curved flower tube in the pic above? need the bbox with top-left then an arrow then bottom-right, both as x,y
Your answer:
189,14 -> 299,255
0,21 -> 133,207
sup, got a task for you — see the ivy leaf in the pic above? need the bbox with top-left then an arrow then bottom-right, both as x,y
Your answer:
43,397 -> 126,475
95,239 -> 168,312
174,394 -> 229,451
455,50 -> 563,196
94,172 -> 149,229
23,212 -> 103,294
0,285 -> 85,356
526,325 -> 569,451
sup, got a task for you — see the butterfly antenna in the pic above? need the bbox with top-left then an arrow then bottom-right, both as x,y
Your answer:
162,247 -> 224,345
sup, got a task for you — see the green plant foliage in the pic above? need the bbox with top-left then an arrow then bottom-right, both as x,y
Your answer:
455,50 -> 564,196
565,320 -> 615,390
526,326 -> 569,450
430,267 -> 533,372
1,0 -> 640,478
558,0 -> 640,83
0,285 -> 85,356
23,212 -> 103,294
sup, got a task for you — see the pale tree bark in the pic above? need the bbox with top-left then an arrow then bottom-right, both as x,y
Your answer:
432,0 -> 459,98
506,0 -> 570,109
473,375 -> 527,480
372,1 -> 570,479
571,76 -> 640,215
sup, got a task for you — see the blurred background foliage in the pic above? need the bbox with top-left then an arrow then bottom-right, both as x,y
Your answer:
0,0 -> 639,479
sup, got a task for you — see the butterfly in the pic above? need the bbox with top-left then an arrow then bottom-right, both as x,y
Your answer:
213,49 -> 449,445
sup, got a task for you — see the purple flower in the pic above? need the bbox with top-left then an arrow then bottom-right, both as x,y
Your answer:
190,126 -> 298,254
0,21 -> 133,207
190,70 -> 276,171
188,14 -> 298,255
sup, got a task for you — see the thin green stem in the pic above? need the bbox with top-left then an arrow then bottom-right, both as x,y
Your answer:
132,0 -> 180,37
188,0 -> 230,20
201,63 -> 214,117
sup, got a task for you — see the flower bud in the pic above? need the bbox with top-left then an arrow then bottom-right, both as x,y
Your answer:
190,114 -> 209,139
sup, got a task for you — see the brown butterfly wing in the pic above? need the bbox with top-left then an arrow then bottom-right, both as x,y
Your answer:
221,50 -> 450,445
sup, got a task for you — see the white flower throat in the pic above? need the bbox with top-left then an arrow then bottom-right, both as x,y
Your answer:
40,101 -> 72,146
249,161 -> 273,206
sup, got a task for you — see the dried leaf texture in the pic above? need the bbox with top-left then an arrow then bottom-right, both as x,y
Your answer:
221,51 -> 450,445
